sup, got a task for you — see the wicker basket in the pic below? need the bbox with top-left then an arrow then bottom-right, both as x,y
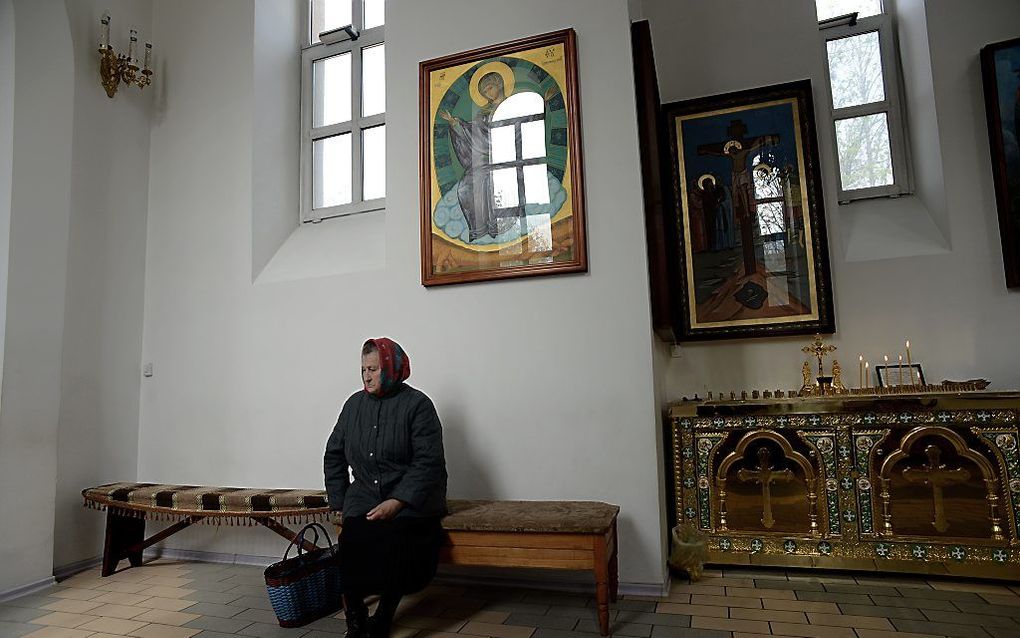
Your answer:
264,523 -> 342,627
668,523 -> 707,582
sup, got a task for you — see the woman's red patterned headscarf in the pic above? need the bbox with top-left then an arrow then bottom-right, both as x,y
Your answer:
364,338 -> 411,397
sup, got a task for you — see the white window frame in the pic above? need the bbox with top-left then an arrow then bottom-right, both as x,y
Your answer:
300,1 -> 385,223
819,7 -> 912,204
490,94 -> 547,214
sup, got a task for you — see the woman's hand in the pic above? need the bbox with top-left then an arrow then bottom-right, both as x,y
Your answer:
366,499 -> 405,521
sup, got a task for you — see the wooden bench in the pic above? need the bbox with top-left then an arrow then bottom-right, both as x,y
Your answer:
83,485 -> 619,635
82,483 -> 331,578
440,500 -> 619,636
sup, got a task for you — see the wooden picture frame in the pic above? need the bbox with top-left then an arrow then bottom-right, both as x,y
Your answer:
419,29 -> 588,287
632,20 -> 681,342
663,80 -> 835,341
981,36 -> 1020,289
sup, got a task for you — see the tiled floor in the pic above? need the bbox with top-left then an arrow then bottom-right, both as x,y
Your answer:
2,561 -> 1018,638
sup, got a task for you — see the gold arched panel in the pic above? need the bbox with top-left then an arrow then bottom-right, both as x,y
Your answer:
880,426 -> 1003,540
716,430 -> 820,535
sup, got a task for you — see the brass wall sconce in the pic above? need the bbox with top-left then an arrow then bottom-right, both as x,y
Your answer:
98,13 -> 153,99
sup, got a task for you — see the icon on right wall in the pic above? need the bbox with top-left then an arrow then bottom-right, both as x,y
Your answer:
981,36 -> 1020,289
662,80 -> 835,341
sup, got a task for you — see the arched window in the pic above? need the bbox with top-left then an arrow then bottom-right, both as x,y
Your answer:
487,91 -> 550,213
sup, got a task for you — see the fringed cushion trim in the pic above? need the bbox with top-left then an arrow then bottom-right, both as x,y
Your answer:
82,494 -> 331,526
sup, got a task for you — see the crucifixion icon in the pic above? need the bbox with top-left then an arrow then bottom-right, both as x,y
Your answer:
902,445 -> 970,533
738,447 -> 793,529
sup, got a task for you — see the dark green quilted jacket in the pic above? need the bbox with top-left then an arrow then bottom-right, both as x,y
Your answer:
324,383 -> 448,518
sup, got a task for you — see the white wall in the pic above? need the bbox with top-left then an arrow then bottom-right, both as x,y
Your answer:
0,0 -> 14,410
0,0 -> 74,596
0,0 -> 151,592
52,0 -> 151,571
139,0 -> 665,586
251,0 -> 301,280
646,0 -> 1020,399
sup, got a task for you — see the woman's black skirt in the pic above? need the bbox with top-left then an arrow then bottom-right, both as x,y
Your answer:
340,515 -> 443,596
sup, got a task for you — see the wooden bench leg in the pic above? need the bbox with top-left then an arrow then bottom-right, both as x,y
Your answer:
102,510 -> 145,577
609,518 -> 619,603
594,530 -> 611,636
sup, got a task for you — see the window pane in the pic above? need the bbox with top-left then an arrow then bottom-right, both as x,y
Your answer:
363,0 -> 384,29
526,214 -> 553,253
491,167 -> 519,209
756,202 -> 785,235
314,53 -> 352,127
834,113 -> 894,190
523,164 -> 550,205
492,92 -> 544,121
814,0 -> 881,22
313,133 -> 352,208
752,156 -> 783,200
827,31 -> 885,109
490,125 -> 516,164
311,0 -> 353,44
521,121 -> 546,160
362,44 -> 385,117
363,124 -> 385,200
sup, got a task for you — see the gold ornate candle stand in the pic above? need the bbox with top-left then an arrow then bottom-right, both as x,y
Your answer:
667,391 -> 1020,579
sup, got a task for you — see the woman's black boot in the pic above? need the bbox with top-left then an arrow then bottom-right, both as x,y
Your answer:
367,593 -> 401,638
343,596 -> 369,638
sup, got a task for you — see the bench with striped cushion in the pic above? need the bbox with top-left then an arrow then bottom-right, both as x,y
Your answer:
83,482 -> 332,577
83,485 -> 619,635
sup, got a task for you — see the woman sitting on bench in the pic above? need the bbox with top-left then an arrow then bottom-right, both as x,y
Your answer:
324,338 -> 449,638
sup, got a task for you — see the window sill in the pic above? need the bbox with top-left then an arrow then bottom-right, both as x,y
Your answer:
254,208 -> 386,285
836,188 -> 914,206
838,193 -> 949,262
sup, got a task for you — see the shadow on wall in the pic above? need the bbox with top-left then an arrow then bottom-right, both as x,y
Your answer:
442,402 -> 496,500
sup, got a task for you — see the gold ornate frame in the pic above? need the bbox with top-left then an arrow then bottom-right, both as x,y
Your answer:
418,29 -> 588,286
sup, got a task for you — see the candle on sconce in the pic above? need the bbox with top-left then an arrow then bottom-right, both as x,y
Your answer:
96,13 -> 154,98
898,354 -> 904,388
128,29 -> 138,67
859,354 -> 863,388
865,362 -> 870,389
99,13 -> 110,51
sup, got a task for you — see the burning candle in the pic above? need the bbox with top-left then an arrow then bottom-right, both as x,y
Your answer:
859,354 -> 863,388
865,362 -> 870,389
128,29 -> 138,67
905,339 -> 914,386
99,13 -> 110,51
898,354 -> 904,387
